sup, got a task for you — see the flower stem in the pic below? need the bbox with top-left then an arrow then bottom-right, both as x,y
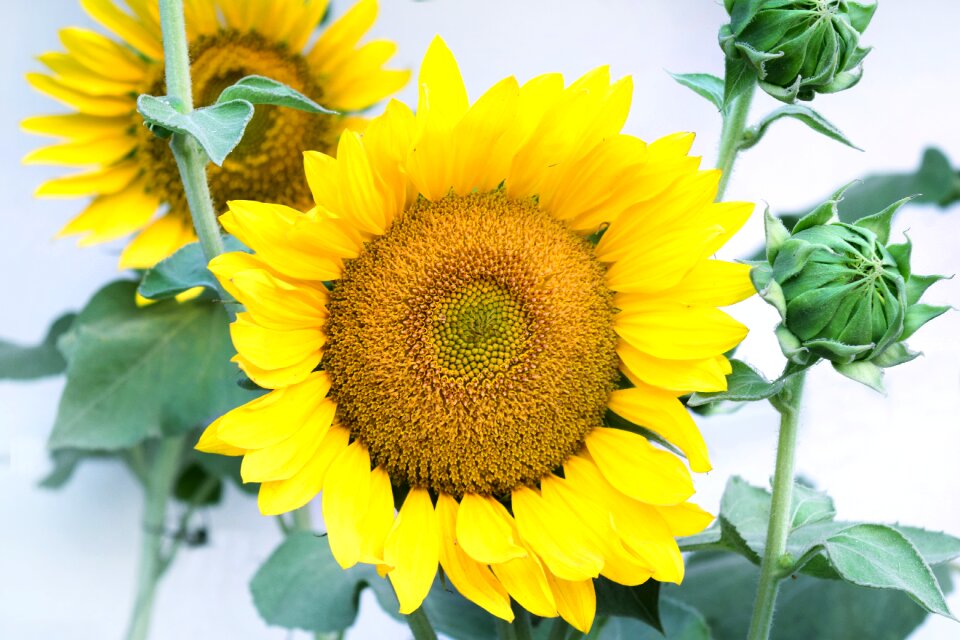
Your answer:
405,607 -> 438,640
158,0 -> 238,311
746,371 -> 807,640
497,607 -> 533,640
714,81 -> 756,201
124,436 -> 185,640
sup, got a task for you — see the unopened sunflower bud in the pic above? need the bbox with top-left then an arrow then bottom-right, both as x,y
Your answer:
752,187 -> 950,391
720,0 -> 877,102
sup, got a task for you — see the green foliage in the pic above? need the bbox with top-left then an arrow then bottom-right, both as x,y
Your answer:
681,477 -> 958,619
48,281 -> 259,451
216,75 -> 336,115
173,462 -> 223,506
139,236 -> 249,301
137,94 -> 255,166
671,552 -> 954,640
687,360 -> 785,406
594,579 -> 662,633
669,72 -> 724,110
562,599 -> 710,640
0,313 -> 75,380
139,75 -> 337,166
251,532 -> 495,639
740,104 -> 859,150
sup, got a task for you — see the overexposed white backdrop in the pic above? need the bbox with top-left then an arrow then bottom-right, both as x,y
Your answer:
1,1 -> 958,638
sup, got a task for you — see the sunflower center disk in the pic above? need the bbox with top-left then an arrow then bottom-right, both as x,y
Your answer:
323,192 -> 620,497
137,31 -> 337,218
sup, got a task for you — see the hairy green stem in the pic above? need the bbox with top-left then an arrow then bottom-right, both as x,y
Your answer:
715,81 -> 756,201
405,607 -> 439,640
746,371 -> 807,640
124,436 -> 185,640
158,0 -> 237,312
291,505 -> 313,532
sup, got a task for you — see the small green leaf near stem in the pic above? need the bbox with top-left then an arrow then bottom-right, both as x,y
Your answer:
746,370 -> 807,640
715,80 -> 756,201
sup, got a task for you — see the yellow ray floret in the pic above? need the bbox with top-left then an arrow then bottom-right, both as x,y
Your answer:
197,37 -> 754,631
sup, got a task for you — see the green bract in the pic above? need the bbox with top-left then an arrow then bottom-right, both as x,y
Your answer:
752,187 -> 950,391
720,0 -> 877,102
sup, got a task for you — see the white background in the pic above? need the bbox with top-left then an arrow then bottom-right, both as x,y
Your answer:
1,1 -> 958,638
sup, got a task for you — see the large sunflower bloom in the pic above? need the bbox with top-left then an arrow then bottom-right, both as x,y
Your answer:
198,38 -> 754,632
24,0 -> 408,270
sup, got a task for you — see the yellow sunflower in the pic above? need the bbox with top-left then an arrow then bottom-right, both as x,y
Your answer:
23,0 -> 408,270
197,38 -> 754,632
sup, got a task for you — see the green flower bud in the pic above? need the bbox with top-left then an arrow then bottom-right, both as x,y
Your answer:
720,0 -> 877,102
753,186 -> 950,391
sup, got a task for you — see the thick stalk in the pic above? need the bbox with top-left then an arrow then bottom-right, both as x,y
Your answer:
158,0 -> 236,312
496,608 -> 533,640
124,436 -> 185,640
714,81 -> 756,201
405,607 -> 439,640
746,371 -> 807,640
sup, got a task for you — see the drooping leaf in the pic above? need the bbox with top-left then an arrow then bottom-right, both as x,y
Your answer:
669,72 -> 724,110
0,313 -> 75,380
822,524 -> 954,617
741,104 -> 860,151
39,448 -> 112,489
139,235 -> 249,300
671,552 -> 954,640
48,281 -> 259,451
217,75 -> 337,115
137,94 -> 255,166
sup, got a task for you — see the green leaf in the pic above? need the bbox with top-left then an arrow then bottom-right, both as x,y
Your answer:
722,56 -> 757,108
137,94 -> 254,166
582,598 -> 710,639
669,72 -> 724,110
822,524 -> 954,618
832,360 -> 885,392
217,75 -> 337,115
686,360 -> 784,406
39,448 -> 110,489
0,313 -> 75,380
853,197 -> 913,244
139,236 -> 249,300
251,532 -> 495,639
741,105 -> 860,151
671,552 -> 954,640
901,303 -> 950,341
48,281 -> 260,451
594,578 -> 662,633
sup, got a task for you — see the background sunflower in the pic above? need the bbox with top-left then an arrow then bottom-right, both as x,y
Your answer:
23,0 -> 408,269
3,1 -> 958,638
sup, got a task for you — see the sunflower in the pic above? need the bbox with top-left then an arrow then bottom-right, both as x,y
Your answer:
197,38 -> 754,632
23,0 -> 408,270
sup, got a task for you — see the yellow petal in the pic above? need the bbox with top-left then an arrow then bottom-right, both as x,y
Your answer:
58,27 -> 148,82
240,399 -> 336,483
456,493 -> 527,564
118,213 -> 196,270
617,343 -> 730,394
215,372 -> 331,449
307,0 -> 378,73
322,440 -> 372,568
27,72 -> 133,116
436,494 -> 514,621
21,113 -> 130,139
233,351 -> 320,390
359,467 -> 396,565
490,543 -> 557,618
284,0 -> 331,52
656,502 -> 715,537
417,36 -> 469,130
585,428 -> 694,506
195,422 -> 246,456
35,160 -> 139,198
385,489 -> 440,614
80,0 -> 163,59
646,260 -> 755,307
615,302 -> 748,361
229,312 -> 325,372
335,131 -> 391,234
607,384 -> 711,473
603,224 -> 724,294
545,573 -> 596,634
24,133 -> 136,166
257,426 -> 351,516
58,179 -> 159,245
511,486 -> 604,582
36,52 -> 140,96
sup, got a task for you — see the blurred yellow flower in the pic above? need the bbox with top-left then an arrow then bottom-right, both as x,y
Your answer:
24,0 -> 408,269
